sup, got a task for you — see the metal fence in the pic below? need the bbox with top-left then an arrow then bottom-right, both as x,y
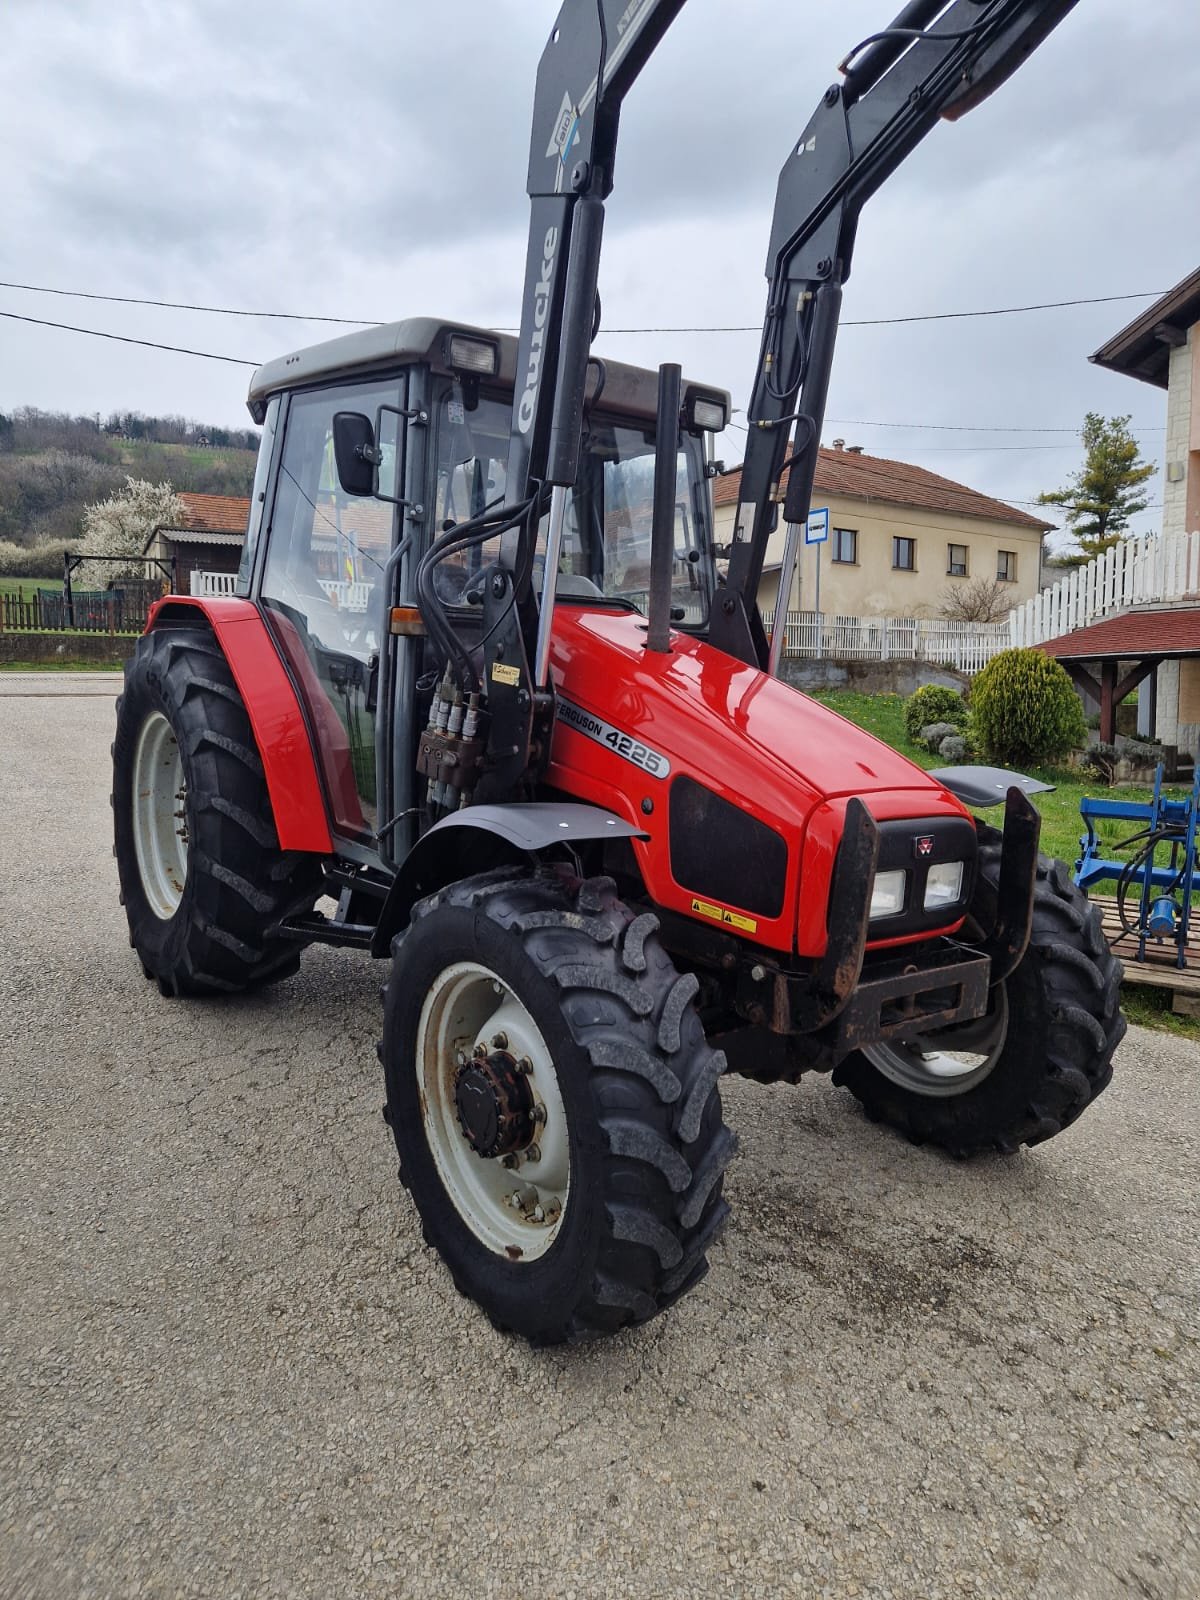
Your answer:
764,610 -> 1010,673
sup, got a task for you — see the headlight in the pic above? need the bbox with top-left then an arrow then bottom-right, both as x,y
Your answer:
924,860 -> 965,911
869,869 -> 906,919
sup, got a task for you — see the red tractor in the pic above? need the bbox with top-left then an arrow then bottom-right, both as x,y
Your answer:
113,0 -> 1121,1343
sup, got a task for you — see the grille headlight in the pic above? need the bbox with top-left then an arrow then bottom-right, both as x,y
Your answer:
924,860 -> 965,911
869,869 -> 906,919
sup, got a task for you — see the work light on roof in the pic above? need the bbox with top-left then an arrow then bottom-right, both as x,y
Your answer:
684,392 -> 728,434
446,334 -> 498,376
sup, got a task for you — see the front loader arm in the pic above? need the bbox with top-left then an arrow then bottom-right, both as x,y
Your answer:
710,0 -> 1079,667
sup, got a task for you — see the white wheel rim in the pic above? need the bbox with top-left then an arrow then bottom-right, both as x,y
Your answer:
132,711 -> 188,920
416,960 -> 570,1261
863,985 -> 1009,1099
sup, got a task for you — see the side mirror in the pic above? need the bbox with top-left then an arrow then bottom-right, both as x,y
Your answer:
333,411 -> 379,497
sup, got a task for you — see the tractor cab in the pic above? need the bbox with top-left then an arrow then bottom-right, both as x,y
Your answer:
237,317 -> 727,863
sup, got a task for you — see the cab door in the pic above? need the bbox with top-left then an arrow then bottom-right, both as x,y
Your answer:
256,377 -> 402,843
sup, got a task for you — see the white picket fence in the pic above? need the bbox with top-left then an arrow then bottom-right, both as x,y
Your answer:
764,610 -> 1010,673
190,570 -> 238,596
1009,528 -> 1200,648
188,570 -> 372,612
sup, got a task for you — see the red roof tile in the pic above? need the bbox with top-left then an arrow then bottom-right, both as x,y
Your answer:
1039,607 -> 1200,660
713,447 -> 1051,532
175,492 -> 251,534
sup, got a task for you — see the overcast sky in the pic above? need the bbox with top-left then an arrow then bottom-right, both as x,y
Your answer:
2,0 -> 1198,551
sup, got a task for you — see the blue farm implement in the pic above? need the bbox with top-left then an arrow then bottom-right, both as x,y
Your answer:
1075,765 -> 1200,970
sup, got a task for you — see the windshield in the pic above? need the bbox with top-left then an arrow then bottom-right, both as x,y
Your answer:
431,386 -> 713,626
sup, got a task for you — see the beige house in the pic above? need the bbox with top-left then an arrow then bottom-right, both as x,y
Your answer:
1092,264 -> 1200,544
1085,264 -> 1200,752
713,443 -> 1051,619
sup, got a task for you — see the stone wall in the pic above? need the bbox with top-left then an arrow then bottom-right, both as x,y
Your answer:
0,632 -> 136,666
780,657 -> 968,697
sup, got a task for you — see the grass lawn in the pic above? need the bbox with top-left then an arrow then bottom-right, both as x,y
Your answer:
0,576 -> 63,598
808,689 -> 1200,1041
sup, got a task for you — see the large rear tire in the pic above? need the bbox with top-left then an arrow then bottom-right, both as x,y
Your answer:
112,626 -> 323,996
833,841 -> 1125,1156
380,869 -> 735,1344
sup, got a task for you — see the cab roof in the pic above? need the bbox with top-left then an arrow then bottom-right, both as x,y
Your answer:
245,315 -> 728,426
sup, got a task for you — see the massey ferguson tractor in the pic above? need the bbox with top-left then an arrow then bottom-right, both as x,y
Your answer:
112,0 -> 1123,1343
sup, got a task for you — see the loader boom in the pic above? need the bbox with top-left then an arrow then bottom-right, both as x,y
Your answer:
492,0 -> 1078,715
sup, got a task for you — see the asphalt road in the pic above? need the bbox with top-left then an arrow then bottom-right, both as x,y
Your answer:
1,675 -> 1197,1600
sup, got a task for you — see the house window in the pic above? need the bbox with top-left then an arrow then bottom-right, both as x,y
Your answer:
997,549 -> 1017,582
947,543 -> 969,577
832,527 -> 858,564
892,536 -> 916,571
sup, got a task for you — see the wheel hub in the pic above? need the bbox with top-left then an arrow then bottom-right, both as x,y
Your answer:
453,1050 -> 535,1159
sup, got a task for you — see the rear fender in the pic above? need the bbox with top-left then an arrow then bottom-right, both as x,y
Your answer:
144,597 -> 333,855
370,803 -> 647,956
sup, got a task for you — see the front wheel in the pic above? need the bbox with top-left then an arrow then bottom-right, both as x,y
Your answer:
833,842 -> 1125,1156
380,870 -> 735,1344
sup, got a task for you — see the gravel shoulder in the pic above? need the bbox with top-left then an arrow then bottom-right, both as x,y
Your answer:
1,688 -> 1197,1600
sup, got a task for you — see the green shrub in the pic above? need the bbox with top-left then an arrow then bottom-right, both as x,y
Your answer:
970,649 -> 1087,766
903,684 -> 967,744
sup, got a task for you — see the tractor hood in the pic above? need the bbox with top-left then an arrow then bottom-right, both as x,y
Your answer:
546,609 -> 973,956
548,608 -> 958,818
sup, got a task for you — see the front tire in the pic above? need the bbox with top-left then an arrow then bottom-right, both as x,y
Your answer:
834,841 -> 1125,1156
381,869 -> 735,1344
113,626 -> 323,996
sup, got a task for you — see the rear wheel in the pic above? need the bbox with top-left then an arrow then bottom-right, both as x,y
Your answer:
113,625 -> 323,996
381,869 -> 735,1343
834,841 -> 1125,1156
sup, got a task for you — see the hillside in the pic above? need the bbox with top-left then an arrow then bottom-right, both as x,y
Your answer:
0,408 -> 259,551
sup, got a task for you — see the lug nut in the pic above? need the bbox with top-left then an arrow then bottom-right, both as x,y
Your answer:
515,1057 -> 533,1075
491,1032 -> 508,1050
750,964 -> 767,982
531,1104 -> 547,1126
501,1154 -> 518,1170
454,1050 -> 469,1068
531,1204 -> 545,1223
525,1143 -> 541,1163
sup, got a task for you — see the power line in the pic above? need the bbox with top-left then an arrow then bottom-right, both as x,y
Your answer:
0,277 -> 1168,333
0,279 -> 368,326
0,308 -> 259,365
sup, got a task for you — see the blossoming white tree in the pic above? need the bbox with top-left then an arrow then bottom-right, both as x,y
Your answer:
76,477 -> 185,589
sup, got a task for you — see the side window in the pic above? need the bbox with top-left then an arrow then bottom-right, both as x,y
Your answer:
236,396 -> 279,595
260,381 -> 400,837
431,389 -> 510,606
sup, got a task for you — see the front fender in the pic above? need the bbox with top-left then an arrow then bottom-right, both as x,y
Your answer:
145,597 -> 333,855
370,802 -> 647,956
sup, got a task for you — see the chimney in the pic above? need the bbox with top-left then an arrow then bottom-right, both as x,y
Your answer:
831,438 -> 845,450
845,444 -> 864,455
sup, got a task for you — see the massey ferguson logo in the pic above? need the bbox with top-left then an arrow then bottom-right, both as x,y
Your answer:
517,225 -> 559,434
913,835 -> 936,859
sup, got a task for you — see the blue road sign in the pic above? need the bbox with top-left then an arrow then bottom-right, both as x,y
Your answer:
805,508 -> 829,544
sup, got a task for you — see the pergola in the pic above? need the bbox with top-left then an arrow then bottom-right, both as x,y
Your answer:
1038,607 -> 1200,749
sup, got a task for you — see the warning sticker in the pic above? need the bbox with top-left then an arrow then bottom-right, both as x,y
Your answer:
490,662 -> 521,687
690,898 -> 758,935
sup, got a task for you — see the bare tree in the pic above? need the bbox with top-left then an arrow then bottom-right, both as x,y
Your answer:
939,576 -> 1013,623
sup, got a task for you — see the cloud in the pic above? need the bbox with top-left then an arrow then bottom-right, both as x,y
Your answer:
0,0 -> 1195,542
